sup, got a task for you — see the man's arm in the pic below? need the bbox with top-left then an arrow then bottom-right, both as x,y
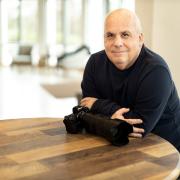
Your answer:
80,97 -> 97,109
110,66 -> 172,137
123,66 -> 172,136
81,55 -> 144,137
82,54 -> 172,138
81,55 -> 121,116
81,97 -> 121,116
80,97 -> 145,138
111,108 -> 144,138
81,65 -> 172,138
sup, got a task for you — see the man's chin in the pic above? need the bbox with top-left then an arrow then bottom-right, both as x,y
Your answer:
114,63 -> 127,70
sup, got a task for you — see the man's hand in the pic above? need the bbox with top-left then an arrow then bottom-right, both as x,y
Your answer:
111,108 -> 145,138
80,97 -> 97,109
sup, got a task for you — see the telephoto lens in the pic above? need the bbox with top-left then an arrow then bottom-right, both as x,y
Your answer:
78,113 -> 133,146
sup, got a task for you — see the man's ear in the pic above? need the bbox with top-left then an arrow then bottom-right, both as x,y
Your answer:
139,33 -> 144,46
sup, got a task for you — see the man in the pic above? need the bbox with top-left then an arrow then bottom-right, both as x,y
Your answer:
80,8 -> 180,152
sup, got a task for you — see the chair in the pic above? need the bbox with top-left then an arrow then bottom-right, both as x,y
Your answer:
12,45 -> 33,65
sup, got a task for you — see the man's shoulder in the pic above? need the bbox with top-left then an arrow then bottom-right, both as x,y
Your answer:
143,46 -> 169,69
87,50 -> 108,65
91,50 -> 106,58
138,46 -> 172,79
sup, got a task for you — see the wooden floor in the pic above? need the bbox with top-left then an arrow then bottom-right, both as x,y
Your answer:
0,66 -> 82,120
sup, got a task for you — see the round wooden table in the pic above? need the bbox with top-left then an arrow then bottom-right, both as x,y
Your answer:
0,118 -> 179,179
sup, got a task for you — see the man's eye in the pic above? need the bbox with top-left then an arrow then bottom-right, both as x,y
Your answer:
106,33 -> 114,38
122,33 -> 129,38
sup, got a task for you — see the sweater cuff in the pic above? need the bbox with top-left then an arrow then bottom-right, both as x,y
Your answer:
90,99 -> 121,116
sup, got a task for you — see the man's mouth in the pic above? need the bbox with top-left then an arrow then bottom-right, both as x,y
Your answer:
112,50 -> 127,53
111,51 -> 127,56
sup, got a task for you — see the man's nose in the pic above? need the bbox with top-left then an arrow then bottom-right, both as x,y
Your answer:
114,36 -> 123,47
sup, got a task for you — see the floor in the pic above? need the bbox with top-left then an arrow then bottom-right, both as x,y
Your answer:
0,65 -> 83,120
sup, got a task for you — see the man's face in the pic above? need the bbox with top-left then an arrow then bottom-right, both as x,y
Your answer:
104,13 -> 144,70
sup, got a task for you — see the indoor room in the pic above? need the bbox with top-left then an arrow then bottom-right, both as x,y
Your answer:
0,0 -> 179,179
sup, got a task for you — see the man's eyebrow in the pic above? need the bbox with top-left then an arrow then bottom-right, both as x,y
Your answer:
106,31 -> 112,34
105,30 -> 131,33
121,30 -> 131,33
105,31 -> 115,35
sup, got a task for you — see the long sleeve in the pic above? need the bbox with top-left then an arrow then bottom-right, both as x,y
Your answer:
81,53 -> 121,115
81,55 -> 99,98
90,99 -> 120,116
124,66 -> 173,136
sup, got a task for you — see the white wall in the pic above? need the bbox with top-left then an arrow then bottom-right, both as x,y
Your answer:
136,0 -> 180,94
152,0 -> 180,94
135,0 -> 154,48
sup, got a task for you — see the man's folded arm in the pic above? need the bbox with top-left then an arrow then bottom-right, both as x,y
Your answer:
86,66 -> 173,137
123,66 -> 173,136
90,99 -> 121,116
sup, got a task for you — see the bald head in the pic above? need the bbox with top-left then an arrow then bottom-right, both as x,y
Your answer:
104,8 -> 142,34
103,8 -> 144,70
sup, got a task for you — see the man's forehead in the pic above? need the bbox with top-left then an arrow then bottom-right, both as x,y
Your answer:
104,18 -> 137,34
104,9 -> 142,34
105,10 -> 133,23
105,22 -> 134,33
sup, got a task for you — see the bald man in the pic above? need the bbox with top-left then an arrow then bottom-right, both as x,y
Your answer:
81,9 -> 180,152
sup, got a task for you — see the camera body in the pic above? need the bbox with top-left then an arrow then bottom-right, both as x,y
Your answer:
63,106 -> 133,146
63,106 -> 89,133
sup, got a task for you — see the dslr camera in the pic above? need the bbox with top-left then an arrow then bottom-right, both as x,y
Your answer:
63,106 -> 133,146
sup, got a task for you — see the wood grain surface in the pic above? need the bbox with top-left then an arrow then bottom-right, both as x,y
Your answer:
0,118 -> 179,180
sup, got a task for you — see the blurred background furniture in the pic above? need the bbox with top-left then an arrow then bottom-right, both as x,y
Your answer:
56,44 -> 91,70
12,44 -> 39,66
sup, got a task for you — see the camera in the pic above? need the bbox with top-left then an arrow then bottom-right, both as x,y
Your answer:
63,106 -> 133,146
63,106 -> 89,133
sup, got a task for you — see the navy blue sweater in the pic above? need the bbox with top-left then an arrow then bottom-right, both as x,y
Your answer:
81,46 -> 180,151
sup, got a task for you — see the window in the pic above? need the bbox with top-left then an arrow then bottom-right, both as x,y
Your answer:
66,0 -> 83,47
56,0 -> 83,50
7,0 -> 38,44
56,0 -> 63,44
21,0 -> 38,43
108,0 -> 135,11
7,0 -> 19,42
108,0 -> 123,11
